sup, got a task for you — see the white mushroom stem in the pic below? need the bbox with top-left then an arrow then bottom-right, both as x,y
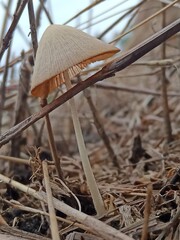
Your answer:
64,71 -> 106,217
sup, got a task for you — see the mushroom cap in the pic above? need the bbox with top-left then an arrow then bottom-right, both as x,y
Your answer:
31,24 -> 120,98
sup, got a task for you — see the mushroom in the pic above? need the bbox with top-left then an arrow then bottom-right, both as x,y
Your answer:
31,24 -> 119,216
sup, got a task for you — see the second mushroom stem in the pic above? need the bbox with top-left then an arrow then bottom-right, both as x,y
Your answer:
64,72 -> 106,217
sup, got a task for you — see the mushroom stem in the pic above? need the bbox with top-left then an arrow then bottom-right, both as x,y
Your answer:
41,98 -> 64,180
64,72 -> 106,217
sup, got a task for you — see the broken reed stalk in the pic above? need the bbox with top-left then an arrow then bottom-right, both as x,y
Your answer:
0,173 -> 134,240
42,160 -> 60,240
0,19 -> 179,147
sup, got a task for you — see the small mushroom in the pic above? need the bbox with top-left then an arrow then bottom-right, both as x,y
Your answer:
31,24 -> 119,216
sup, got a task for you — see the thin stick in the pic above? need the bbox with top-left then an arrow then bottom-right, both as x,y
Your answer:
141,184 -> 152,240
0,154 -> 29,165
0,0 -> 29,61
28,0 -> 38,58
110,0 -> 179,43
42,161 -> 60,240
99,0 -> 143,39
0,46 -> 11,133
0,0 -> 12,42
94,82 -> 180,97
39,0 -> 53,24
161,3 -> 172,143
84,88 -> 119,169
1,2 -> 30,46
63,0 -> 104,25
40,99 -> 64,180
64,72 -> 106,217
0,19 -> 179,147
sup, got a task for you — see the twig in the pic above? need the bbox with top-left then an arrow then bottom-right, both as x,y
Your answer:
0,224 -> 51,240
84,88 -> 119,169
39,0 -> 53,24
77,0 -> 128,29
0,173 -> 134,240
28,0 -> 38,58
141,184 -> 152,240
0,154 -> 29,165
63,0 -> 104,25
98,0 -> 144,39
110,0 -> 179,44
10,53 -> 31,158
161,3 -> 173,143
0,19 -> 179,147
42,161 -> 60,240
0,0 -> 12,42
0,49 -> 33,74
0,46 -> 11,134
1,1 -> 30,46
94,82 -> 180,97
0,0 -> 29,62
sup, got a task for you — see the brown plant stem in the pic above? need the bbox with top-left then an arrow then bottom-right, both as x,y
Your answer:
84,88 -> 119,169
39,0 -> 53,24
0,0 -> 29,61
28,0 -> 38,58
0,19 -> 179,147
40,99 -> 64,180
110,0 -> 179,44
0,46 -> 11,134
11,54 -> 31,158
161,4 -> 173,143
94,82 -> 180,97
98,0 -> 144,39
0,0 -> 12,42
141,184 -> 152,240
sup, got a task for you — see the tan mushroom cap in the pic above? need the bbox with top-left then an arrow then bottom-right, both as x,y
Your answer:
31,24 -> 120,98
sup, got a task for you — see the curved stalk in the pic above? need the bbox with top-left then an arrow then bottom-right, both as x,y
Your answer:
64,71 -> 106,217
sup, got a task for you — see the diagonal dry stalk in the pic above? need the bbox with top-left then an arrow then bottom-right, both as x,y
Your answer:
0,19 -> 179,147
